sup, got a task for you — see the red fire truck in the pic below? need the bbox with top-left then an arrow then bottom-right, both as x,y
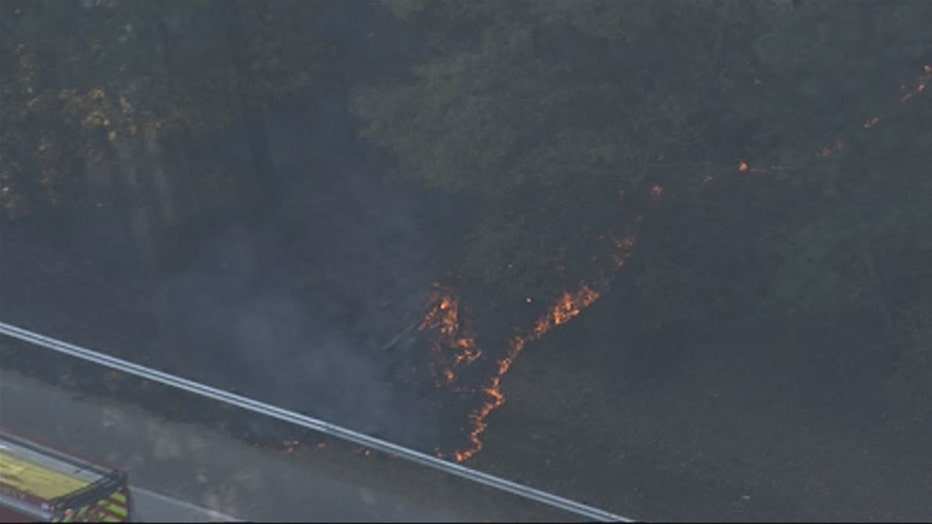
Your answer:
0,429 -> 132,522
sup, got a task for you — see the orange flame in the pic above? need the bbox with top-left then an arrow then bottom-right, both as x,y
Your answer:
421,187 -> 649,462
530,286 -> 600,339
418,287 -> 482,385
815,138 -> 846,158
650,184 -> 664,201
612,235 -> 637,269
450,282 -> 604,462
448,232 -> 638,463
901,82 -> 927,103
737,162 -> 789,175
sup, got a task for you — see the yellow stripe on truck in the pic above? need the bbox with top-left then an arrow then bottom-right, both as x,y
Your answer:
104,491 -> 129,519
0,449 -> 89,499
107,503 -> 128,518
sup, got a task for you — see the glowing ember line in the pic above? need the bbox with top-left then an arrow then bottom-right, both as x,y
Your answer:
418,287 -> 482,385
449,283 -> 603,462
450,234 -> 638,463
901,82 -> 927,103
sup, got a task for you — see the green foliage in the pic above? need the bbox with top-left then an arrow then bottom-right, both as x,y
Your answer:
357,0 -> 932,370
355,0 -> 766,302
0,0 -> 319,220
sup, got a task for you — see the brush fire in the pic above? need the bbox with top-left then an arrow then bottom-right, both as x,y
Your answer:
417,230 -> 638,463
413,63 -> 929,465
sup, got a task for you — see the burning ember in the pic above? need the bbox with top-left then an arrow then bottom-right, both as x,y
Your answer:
283,439 -> 301,454
422,230 -> 639,463
418,286 -> 482,386
450,280 -> 617,462
900,82 -> 927,103
650,184 -> 664,201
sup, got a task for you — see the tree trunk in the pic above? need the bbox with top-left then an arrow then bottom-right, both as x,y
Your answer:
220,0 -> 279,216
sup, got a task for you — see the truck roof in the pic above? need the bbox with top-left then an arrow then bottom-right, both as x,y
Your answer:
0,432 -> 110,502
0,430 -> 131,522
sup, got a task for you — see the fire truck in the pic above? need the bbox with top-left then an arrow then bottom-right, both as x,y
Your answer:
0,429 -> 132,522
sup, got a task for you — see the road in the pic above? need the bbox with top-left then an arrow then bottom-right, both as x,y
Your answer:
132,487 -> 238,522
0,363 -> 579,522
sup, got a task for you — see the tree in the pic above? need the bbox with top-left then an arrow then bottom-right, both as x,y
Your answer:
356,0 -> 932,378
1,0 -> 319,223
355,0 -> 769,304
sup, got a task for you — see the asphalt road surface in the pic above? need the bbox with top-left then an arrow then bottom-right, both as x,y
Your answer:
0,364 -> 581,522
132,486 -> 239,522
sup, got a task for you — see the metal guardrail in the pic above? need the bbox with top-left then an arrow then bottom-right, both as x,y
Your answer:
0,321 -> 633,522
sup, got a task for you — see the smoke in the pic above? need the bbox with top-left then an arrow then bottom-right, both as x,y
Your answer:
161,224 -> 439,449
